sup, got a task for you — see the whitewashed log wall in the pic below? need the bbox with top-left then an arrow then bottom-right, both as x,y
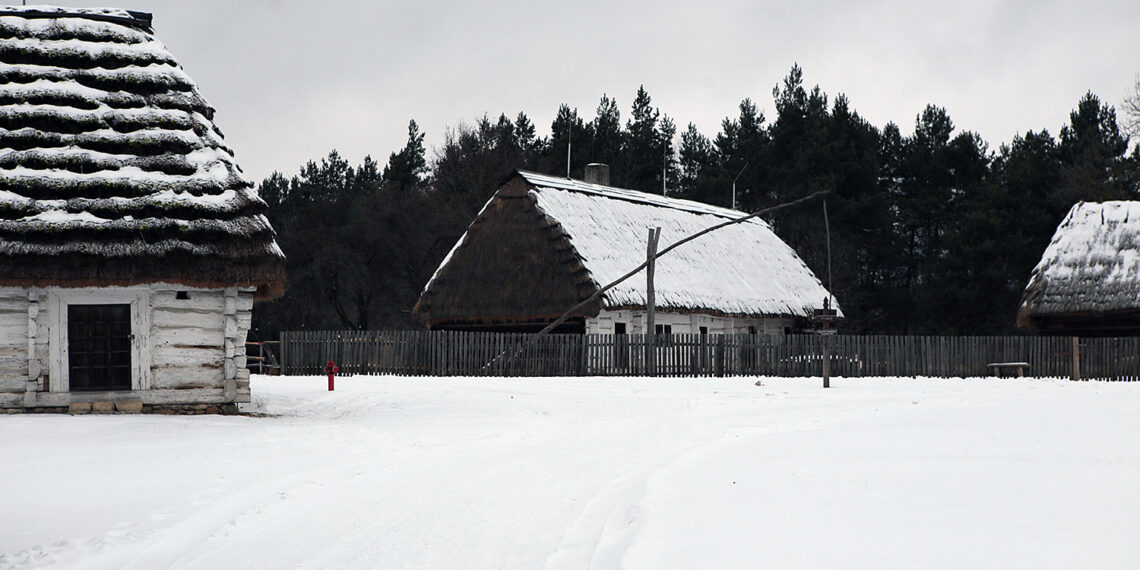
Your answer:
586,309 -> 794,336
0,284 -> 253,409
0,289 -> 30,396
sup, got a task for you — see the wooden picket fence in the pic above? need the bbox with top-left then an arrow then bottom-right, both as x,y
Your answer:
276,330 -> 1140,380
1079,337 -> 1140,381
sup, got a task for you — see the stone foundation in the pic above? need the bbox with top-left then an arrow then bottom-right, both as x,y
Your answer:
4,402 -> 241,415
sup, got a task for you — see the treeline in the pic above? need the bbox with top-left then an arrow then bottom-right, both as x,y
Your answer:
250,65 -> 1140,341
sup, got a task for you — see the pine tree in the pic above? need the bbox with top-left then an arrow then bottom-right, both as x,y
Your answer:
382,120 -> 427,193
514,112 -> 541,160
658,114 -> 678,194
714,98 -> 767,208
546,104 -> 587,178
586,94 -> 623,174
258,171 -> 289,210
1057,92 -> 1133,205
677,123 -> 721,204
623,86 -> 662,191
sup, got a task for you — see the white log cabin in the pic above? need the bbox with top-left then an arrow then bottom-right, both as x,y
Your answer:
0,7 -> 285,412
414,168 -> 839,335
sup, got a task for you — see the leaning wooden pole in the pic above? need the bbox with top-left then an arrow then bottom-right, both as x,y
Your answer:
482,190 -> 830,372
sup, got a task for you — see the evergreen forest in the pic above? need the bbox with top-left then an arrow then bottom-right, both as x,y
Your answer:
250,65 -> 1140,340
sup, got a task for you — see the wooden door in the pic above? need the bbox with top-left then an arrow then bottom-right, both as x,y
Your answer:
68,304 -> 132,391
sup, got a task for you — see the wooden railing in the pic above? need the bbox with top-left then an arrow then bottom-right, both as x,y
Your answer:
245,340 -> 281,374
274,330 -> 1140,380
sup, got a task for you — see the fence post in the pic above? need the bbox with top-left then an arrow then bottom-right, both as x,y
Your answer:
715,334 -> 725,377
279,331 -> 288,375
1072,336 -> 1081,381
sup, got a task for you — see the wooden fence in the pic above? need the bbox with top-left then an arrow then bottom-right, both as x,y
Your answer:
276,330 -> 1140,380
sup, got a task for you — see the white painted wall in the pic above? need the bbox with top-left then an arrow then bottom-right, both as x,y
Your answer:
0,288 -> 30,393
586,309 -> 795,336
0,284 -> 255,409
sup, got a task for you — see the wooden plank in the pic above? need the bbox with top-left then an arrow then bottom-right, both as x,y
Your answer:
150,290 -> 226,312
0,310 -> 28,346
152,344 -> 224,368
28,387 -> 234,407
152,324 -> 224,348
0,374 -> 28,392
151,366 -> 225,389
0,346 -> 28,384
0,296 -> 29,313
1072,336 -> 1080,380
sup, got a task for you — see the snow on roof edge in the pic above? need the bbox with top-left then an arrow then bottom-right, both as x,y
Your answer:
1021,200 -> 1140,318
516,170 -> 762,222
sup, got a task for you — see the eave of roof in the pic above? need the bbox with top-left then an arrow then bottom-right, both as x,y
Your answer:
0,5 -> 285,298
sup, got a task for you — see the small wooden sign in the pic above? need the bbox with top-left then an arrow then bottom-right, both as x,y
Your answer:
812,308 -> 839,322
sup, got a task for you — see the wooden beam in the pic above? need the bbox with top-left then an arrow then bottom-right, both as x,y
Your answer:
646,227 -> 661,375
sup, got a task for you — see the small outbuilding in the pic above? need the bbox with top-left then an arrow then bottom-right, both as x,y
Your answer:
1018,201 -> 1140,335
414,169 -> 838,335
0,7 -> 285,412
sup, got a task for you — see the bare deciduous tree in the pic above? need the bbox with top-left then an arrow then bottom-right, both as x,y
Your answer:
1124,74 -> 1140,139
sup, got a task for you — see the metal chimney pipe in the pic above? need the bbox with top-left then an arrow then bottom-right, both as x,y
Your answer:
584,163 -> 610,186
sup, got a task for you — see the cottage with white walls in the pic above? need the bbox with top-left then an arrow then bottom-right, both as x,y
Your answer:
0,7 -> 285,412
414,168 -> 838,335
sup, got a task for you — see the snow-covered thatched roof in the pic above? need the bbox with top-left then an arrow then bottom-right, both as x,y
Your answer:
0,6 -> 284,298
1018,201 -> 1140,330
416,171 -> 837,327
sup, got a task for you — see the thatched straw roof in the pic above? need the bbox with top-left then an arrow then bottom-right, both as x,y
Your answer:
0,7 -> 284,299
415,171 -> 837,328
1018,201 -> 1140,331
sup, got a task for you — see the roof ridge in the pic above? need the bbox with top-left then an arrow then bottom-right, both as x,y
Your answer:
0,6 -> 153,33
516,170 -> 751,220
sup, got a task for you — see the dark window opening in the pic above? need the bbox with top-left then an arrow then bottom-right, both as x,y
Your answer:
748,325 -> 757,335
176,291 -> 191,300
68,304 -> 132,392
784,326 -> 793,335
613,322 -> 628,369
699,326 -> 708,336
654,324 -> 673,347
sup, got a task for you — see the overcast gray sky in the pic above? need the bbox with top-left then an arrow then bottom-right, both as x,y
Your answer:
61,0 -> 1140,183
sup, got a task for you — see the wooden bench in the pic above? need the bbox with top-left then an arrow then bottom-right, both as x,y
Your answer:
986,362 -> 1030,377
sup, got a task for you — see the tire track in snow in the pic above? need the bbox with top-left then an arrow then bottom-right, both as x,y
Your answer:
544,389 -> 933,568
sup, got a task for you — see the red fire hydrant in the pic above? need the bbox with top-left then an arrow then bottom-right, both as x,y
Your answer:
325,360 -> 338,391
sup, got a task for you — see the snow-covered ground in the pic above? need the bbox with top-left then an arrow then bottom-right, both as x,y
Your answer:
2,375 -> 1138,569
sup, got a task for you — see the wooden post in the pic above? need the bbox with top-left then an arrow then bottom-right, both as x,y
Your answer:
645,227 -> 661,376
1072,336 -> 1081,381
822,333 -> 831,388
812,301 -> 837,388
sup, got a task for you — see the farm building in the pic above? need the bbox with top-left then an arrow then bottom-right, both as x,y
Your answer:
414,168 -> 838,335
1018,201 -> 1140,335
0,7 -> 285,412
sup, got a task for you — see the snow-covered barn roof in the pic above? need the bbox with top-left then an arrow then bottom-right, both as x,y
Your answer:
1018,201 -> 1140,329
0,6 -> 284,298
416,171 -> 837,326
